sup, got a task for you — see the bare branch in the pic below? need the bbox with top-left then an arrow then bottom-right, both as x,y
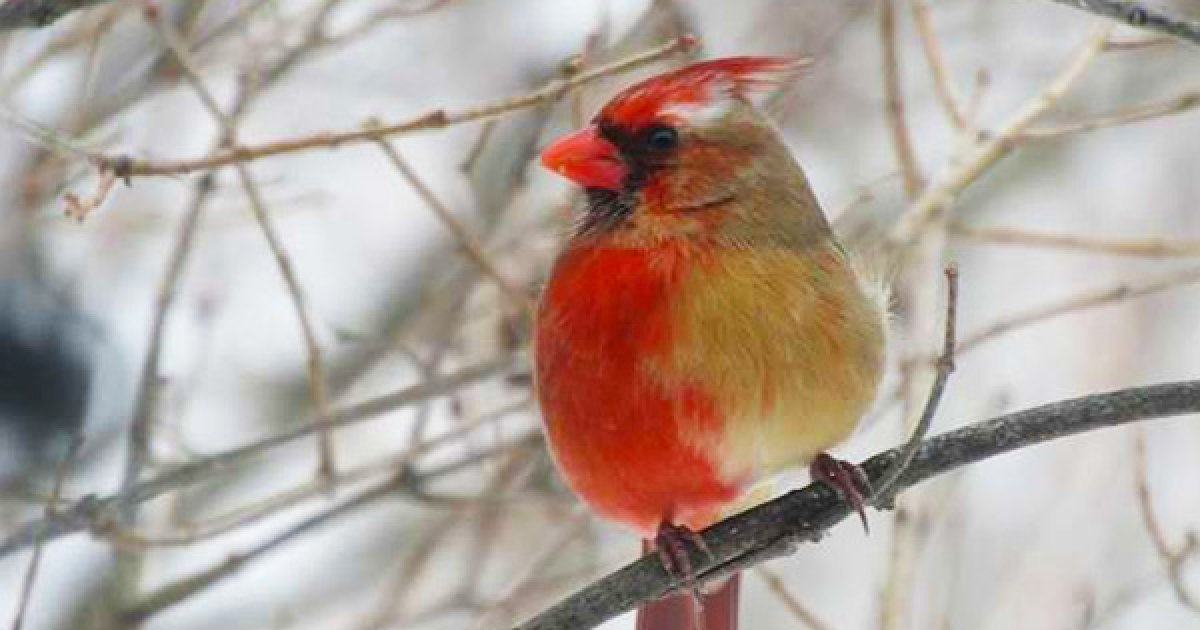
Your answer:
889,26 -> 1112,246
152,13 -> 339,479
91,398 -> 530,551
1021,89 -> 1200,140
0,101 -> 104,161
910,0 -> 967,129
474,506 -> 590,628
517,379 -> 1200,630
373,137 -> 535,314
950,222 -> 1200,257
62,166 -> 117,221
880,0 -> 925,198
0,356 -> 514,558
98,35 -> 697,178
8,437 -> 81,630
1037,0 -> 1200,47
1133,430 -> 1200,614
755,567 -> 832,630
117,432 -> 541,623
956,266 -> 1200,355
117,472 -> 410,624
873,265 -> 959,503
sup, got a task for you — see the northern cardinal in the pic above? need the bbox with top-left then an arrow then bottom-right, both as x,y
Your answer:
535,57 -> 887,629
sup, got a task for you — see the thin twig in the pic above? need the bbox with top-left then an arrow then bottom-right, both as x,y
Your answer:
100,35 -> 697,178
880,0 -> 925,198
113,0 -> 418,518
9,436 -> 82,630
1103,34 -> 1173,51
229,0 -> 341,116
117,473 -> 411,623
889,25 -> 1112,246
473,506 -> 590,629
373,137 -> 534,314
0,102 -> 104,161
355,0 -> 457,22
950,222 -> 1200,257
755,566 -> 832,630
518,379 -> 1200,630
1021,90 -> 1200,139
118,175 -> 215,516
357,512 -> 460,630
117,433 -> 541,623
1133,429 -> 1200,613
0,356 -> 513,558
461,120 -> 498,175
93,399 -> 528,549
0,3 -> 127,97
153,13 -> 338,479
962,68 -> 991,129
61,166 -> 117,221
873,265 -> 959,504
325,0 -> 460,44
909,0 -> 966,129
956,265 -> 1200,355
360,408 -> 539,629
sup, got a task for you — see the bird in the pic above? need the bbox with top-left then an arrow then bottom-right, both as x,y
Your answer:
534,56 -> 887,630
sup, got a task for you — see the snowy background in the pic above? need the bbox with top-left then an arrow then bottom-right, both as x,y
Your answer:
0,1 -> 1199,629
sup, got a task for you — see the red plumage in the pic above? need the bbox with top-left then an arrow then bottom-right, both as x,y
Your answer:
598,57 -> 804,132
536,243 -> 741,537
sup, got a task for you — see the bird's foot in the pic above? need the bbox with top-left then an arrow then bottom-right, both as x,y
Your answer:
810,453 -> 871,534
654,521 -> 712,586
652,522 -> 712,630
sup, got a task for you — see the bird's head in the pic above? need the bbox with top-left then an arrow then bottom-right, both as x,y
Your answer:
542,56 -> 824,241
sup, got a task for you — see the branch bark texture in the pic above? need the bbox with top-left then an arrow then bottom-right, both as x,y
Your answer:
517,380 -> 1200,630
1043,0 -> 1200,46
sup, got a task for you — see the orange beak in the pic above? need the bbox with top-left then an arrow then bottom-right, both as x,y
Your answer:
541,126 -> 626,191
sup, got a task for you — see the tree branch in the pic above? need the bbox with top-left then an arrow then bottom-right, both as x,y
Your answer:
1038,0 -> 1200,47
91,35 -> 697,179
889,25 -> 1112,246
516,379 -> 1200,630
0,356 -> 512,558
880,0 -> 926,198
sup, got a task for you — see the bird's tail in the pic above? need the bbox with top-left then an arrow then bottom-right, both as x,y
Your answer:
636,540 -> 740,630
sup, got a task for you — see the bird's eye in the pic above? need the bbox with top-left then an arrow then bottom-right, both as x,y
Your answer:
644,125 -> 679,151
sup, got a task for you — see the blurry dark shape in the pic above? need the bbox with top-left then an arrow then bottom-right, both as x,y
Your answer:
0,0 -> 114,31
0,278 -> 100,477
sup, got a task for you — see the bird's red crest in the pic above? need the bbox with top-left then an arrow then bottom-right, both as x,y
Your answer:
597,56 -> 805,130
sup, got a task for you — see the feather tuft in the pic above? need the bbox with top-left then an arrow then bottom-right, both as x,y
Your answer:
598,57 -> 809,131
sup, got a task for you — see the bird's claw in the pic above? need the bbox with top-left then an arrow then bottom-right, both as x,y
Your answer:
810,453 -> 871,534
651,522 -> 713,630
654,521 -> 712,588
